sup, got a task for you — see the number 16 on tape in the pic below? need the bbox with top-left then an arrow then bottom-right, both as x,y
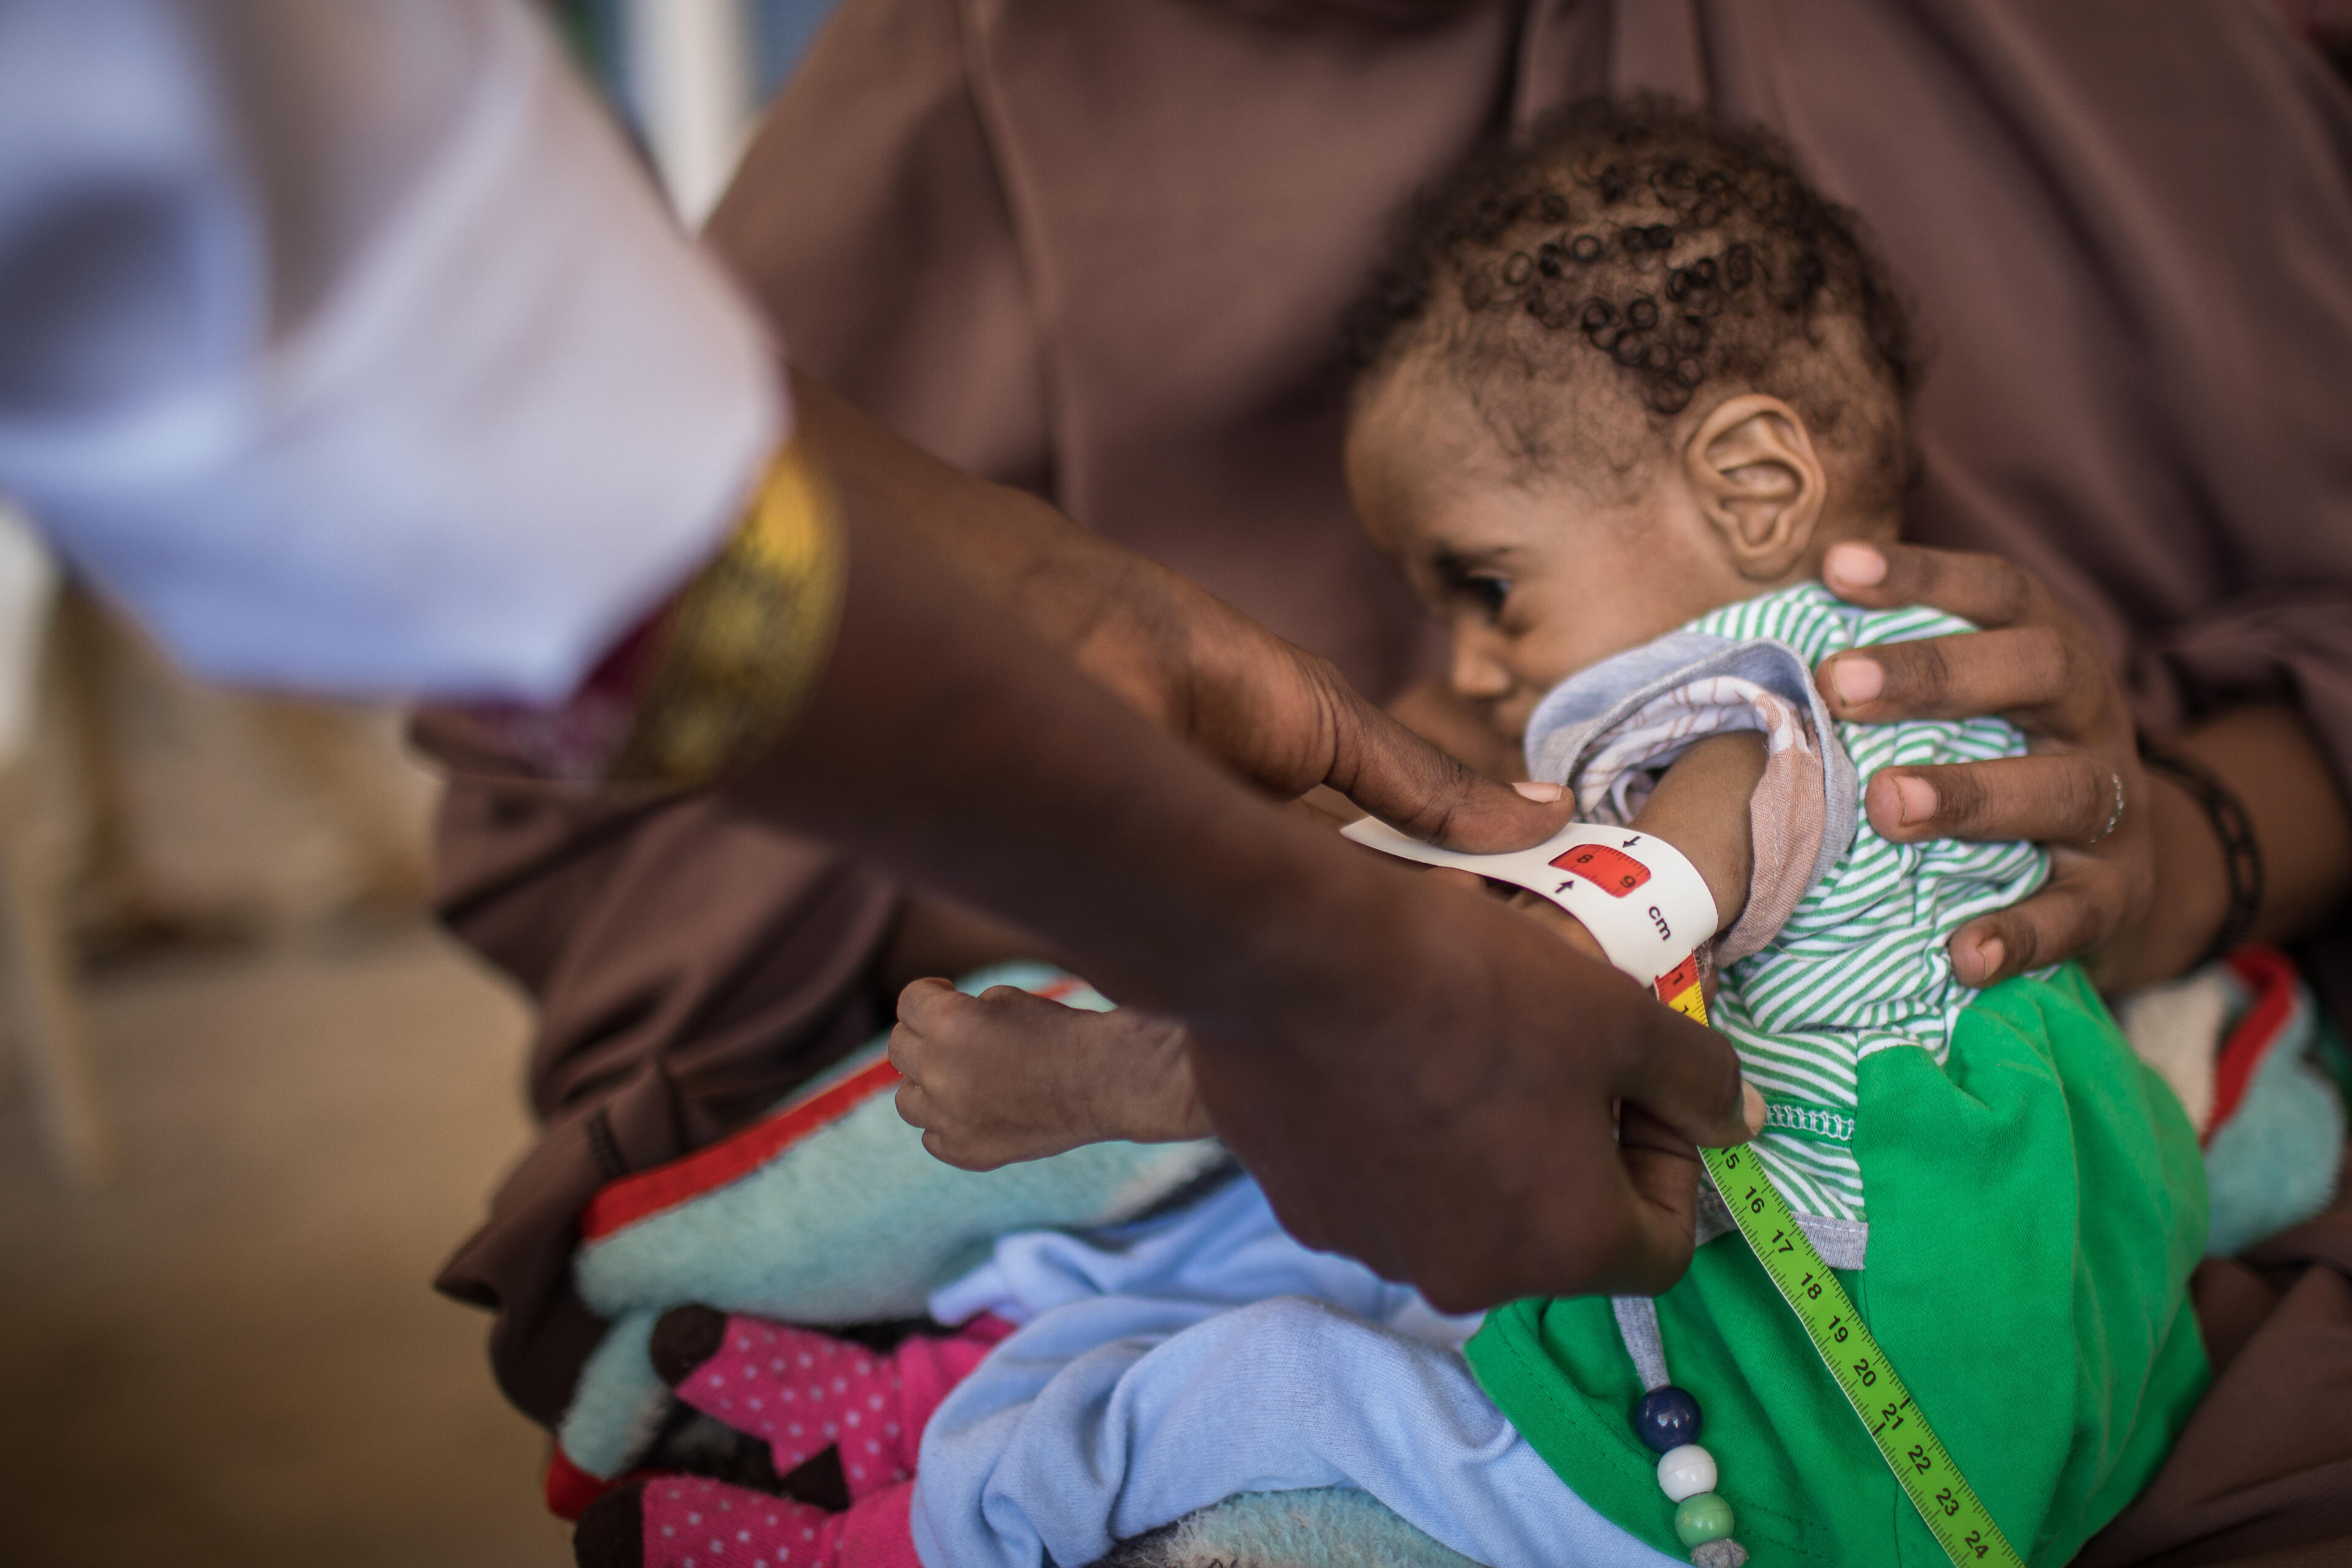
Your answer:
1665,979 -> 2023,1568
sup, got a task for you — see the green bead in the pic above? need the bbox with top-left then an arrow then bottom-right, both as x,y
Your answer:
1673,1491 -> 1735,1547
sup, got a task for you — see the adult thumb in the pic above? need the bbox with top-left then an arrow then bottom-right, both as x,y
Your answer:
1615,1000 -> 1764,1153
1324,683 -> 1572,853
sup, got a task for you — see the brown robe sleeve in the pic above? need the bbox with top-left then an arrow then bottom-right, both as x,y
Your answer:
423,711 -> 902,1425
2076,1152 -> 2352,1568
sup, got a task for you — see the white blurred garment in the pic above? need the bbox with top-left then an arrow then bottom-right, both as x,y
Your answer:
0,506 -> 58,764
0,0 -> 781,700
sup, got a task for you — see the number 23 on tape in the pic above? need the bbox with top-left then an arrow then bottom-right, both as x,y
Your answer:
1667,979 -> 2019,1567
1700,1138 -> 2025,1568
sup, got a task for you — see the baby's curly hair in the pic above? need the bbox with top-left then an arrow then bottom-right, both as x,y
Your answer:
1348,96 -> 1920,510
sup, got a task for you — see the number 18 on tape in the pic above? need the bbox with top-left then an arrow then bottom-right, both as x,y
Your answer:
1337,812 -> 2022,1567
1674,976 -> 2023,1568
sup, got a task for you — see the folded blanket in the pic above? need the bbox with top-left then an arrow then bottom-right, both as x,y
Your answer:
553,963 -> 1227,1489
2118,947 -> 2347,1256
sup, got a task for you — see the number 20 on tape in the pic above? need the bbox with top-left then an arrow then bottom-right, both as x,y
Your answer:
1700,1141 -> 2024,1568
1662,978 -> 2021,1568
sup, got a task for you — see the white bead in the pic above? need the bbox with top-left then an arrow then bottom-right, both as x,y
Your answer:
1657,1443 -> 1717,1502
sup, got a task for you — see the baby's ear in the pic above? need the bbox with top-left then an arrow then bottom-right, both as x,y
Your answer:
1681,394 -> 1826,582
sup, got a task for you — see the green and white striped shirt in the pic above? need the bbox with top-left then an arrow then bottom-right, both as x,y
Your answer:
1690,584 -> 2047,1228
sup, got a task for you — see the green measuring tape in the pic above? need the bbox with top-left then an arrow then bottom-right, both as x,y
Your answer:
1696,1137 -> 2025,1567
1335,815 -> 2029,1564
1649,957 -> 2023,1566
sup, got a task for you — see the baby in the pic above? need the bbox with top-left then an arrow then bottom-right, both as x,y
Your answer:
889,98 -> 2207,1567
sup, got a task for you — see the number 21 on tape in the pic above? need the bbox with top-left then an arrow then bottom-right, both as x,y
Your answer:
1663,978 -> 2020,1567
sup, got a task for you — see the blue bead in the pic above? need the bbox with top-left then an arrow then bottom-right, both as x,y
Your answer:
1635,1385 -> 1702,1453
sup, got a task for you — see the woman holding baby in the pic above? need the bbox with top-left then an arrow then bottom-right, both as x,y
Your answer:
424,3 -> 2352,1564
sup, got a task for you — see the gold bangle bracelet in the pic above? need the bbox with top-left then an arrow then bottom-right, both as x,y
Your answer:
608,439 -> 848,787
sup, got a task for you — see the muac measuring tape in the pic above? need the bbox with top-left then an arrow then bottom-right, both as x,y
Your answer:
1343,816 -> 2024,1568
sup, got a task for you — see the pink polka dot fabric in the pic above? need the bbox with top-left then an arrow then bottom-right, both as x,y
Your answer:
673,1314 -> 1013,1498
637,1474 -> 919,1568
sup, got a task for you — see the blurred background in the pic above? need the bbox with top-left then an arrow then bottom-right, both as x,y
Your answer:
0,4 -> 837,1562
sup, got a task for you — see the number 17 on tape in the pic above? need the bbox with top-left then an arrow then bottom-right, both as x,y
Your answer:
1661,976 -> 2021,1568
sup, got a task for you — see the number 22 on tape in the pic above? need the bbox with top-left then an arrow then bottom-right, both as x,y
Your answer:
1667,979 -> 2024,1568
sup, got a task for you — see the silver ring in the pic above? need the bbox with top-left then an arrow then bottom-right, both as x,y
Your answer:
2086,767 -> 2125,845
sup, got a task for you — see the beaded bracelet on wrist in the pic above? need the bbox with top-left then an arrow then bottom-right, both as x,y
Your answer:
2138,738 -> 2263,968
608,440 -> 848,787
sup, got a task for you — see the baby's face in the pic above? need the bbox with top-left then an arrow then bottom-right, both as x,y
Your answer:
1346,366 -> 1733,745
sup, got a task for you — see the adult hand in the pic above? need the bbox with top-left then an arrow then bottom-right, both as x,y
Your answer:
1186,866 -> 1761,1308
792,373 -> 1569,853
1812,542 -> 2152,988
751,463 -> 1761,1308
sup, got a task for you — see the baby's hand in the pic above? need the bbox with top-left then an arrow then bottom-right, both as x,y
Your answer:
889,979 -> 1211,1170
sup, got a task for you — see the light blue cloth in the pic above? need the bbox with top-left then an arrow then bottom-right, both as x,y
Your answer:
913,1177 -> 1677,1568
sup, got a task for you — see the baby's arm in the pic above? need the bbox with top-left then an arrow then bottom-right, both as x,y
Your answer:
894,733 -> 1765,1169
891,979 -> 1209,1170
1507,732 -> 1764,961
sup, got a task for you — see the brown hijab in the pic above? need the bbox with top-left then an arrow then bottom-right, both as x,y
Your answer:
427,4 -> 2352,1556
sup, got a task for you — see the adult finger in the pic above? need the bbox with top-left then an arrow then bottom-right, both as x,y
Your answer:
1614,1104 -> 1706,1272
1945,865 -> 2122,987
1822,541 -> 2046,630
1180,616 -> 1570,852
1818,625 -> 2100,733
1863,753 -> 2124,845
1607,998 -> 1763,1155
1320,675 -> 1574,852
1517,1105 -> 1717,1300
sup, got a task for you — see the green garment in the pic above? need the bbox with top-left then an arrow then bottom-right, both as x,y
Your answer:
1467,967 -> 2208,1565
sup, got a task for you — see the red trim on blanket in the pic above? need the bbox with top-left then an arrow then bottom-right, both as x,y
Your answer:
545,1447 -> 616,1521
2207,946 -> 2299,1147
578,978 -> 1092,1242
579,1058 -> 907,1240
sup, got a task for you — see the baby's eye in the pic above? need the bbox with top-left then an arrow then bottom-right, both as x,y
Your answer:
1463,574 -> 1512,620
1433,555 -> 1514,624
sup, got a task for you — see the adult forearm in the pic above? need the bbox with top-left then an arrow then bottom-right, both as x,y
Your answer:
787,375 -> 1178,690
2133,704 -> 2352,983
719,416 -> 1761,1304
786,370 -> 1569,851
730,498 -> 1365,1021
740,507 -> 1755,1303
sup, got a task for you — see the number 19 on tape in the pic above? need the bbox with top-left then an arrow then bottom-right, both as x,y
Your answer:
1675,962 -> 2023,1567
